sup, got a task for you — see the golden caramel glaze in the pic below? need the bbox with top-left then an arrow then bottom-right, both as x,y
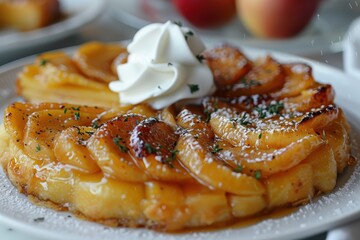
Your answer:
1,44 -> 352,232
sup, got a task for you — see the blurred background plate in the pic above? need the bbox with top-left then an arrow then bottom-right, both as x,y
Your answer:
0,0 -> 104,59
108,0 -> 359,55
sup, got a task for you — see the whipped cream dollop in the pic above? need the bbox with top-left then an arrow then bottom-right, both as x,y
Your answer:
109,21 -> 215,109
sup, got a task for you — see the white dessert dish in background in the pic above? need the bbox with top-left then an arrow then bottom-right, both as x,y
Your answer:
0,0 -> 104,57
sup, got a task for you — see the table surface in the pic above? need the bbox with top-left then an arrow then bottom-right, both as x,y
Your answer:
0,5 -> 347,240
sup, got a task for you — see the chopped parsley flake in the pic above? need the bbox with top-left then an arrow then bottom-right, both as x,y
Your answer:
204,110 -> 212,123
63,108 -> 68,114
40,59 -> 48,66
254,170 -> 262,180
163,149 -> 179,168
255,101 -> 284,119
196,54 -> 205,63
267,102 -> 284,115
33,217 -> 45,222
35,144 -> 41,152
172,20 -> 183,27
233,164 -> 243,173
255,107 -> 266,119
239,113 -> 250,126
144,143 -> 156,154
258,132 -> 262,139
74,111 -> 80,120
72,106 -> 81,111
184,30 -> 194,40
240,77 -> 260,89
188,84 -> 199,94
91,120 -> 99,129
211,144 -> 223,154
113,137 -> 128,153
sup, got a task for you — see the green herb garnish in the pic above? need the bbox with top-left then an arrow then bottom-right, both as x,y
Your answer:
196,54 -> 205,63
40,59 -> 48,66
240,77 -> 260,89
113,137 -> 128,153
35,144 -> 41,152
211,144 -> 223,154
144,143 -> 156,154
163,149 -> 179,168
254,170 -> 262,180
33,217 -> 45,222
172,20 -> 183,27
91,120 -> 99,129
188,84 -> 199,94
239,113 -> 250,126
233,163 -> 243,173
267,102 -> 284,115
74,111 -> 80,120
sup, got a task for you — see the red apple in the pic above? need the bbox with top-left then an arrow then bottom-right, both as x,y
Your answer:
172,0 -> 236,28
237,0 -> 321,38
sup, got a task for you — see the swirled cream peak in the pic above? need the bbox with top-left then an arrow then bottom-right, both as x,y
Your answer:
109,21 -> 215,109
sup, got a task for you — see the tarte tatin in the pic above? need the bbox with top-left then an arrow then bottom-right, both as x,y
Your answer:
0,38 -> 351,231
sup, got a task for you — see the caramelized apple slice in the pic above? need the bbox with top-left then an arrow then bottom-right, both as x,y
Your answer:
176,132 -> 265,195
176,108 -> 214,141
271,63 -> 315,99
111,50 -> 128,75
73,174 -> 145,225
224,56 -> 285,97
203,45 -> 252,86
183,183 -> 231,227
266,163 -> 314,208
323,116 -> 351,173
0,125 -> 11,170
160,106 -> 177,129
23,109 -> 96,162
228,194 -> 266,218
54,126 -> 100,174
285,84 -> 335,112
221,134 -> 323,177
4,102 -> 104,147
28,162 -> 84,205
210,110 -> 315,148
7,142 -> 39,189
130,117 -> 192,182
87,115 -> 147,182
143,181 -> 190,231
35,51 -> 81,74
128,103 -> 158,118
33,63 -> 108,89
303,143 -> 337,192
298,105 -> 338,130
73,42 -> 126,83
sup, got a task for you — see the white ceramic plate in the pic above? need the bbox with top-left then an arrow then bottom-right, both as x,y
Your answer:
108,0 -> 359,54
0,45 -> 360,240
0,0 -> 104,56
